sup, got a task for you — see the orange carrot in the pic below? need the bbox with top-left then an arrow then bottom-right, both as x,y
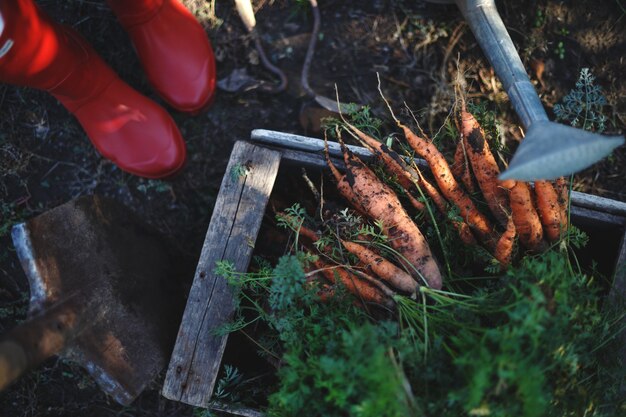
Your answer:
452,138 -> 477,194
326,136 -> 442,289
344,123 -> 425,212
341,239 -> 417,295
417,172 -> 447,213
503,180 -> 544,251
452,138 -> 465,179
324,138 -> 367,214
555,177 -> 569,232
295,222 -> 320,243
534,180 -> 562,242
310,256 -> 393,307
401,124 -> 495,246
459,110 -> 509,226
417,169 -> 477,245
316,284 -> 336,303
404,189 -> 427,212
341,141 -> 442,288
494,216 -> 516,267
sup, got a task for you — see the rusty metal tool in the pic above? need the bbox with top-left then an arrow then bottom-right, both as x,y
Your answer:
0,195 -> 184,404
427,0 -> 624,180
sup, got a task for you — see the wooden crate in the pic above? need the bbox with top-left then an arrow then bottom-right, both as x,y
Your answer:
163,132 -> 626,416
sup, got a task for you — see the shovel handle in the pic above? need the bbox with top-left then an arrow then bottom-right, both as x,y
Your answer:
456,0 -> 548,128
0,299 -> 80,391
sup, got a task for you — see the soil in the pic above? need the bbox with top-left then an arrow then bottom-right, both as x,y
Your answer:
0,1 -> 624,416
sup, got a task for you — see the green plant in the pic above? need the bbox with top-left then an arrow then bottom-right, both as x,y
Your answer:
0,201 -> 25,238
554,41 -> 565,59
264,255 -> 419,417
194,0 -> 223,29
193,407 -> 215,417
213,365 -> 245,402
322,105 -> 384,141
534,9 -> 546,28
466,101 -> 507,155
554,68 -> 608,132
135,179 -> 172,194
230,162 -> 252,180
0,291 -> 28,321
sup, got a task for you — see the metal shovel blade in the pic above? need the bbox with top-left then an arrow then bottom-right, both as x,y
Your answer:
500,121 -> 624,180
4,195 -> 185,405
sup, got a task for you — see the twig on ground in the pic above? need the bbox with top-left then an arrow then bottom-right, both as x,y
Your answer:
301,0 -> 321,98
235,0 -> 287,93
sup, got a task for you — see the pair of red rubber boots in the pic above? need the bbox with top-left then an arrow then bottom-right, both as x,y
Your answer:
0,0 -> 216,178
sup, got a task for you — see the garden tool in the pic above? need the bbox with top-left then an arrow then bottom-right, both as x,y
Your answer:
0,0 -> 186,179
426,0 -> 624,180
107,0 -> 217,113
0,195 -> 185,404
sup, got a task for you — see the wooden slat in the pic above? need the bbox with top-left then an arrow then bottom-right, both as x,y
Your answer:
570,206 -> 626,227
210,401 -> 266,417
251,129 -> 373,160
570,191 -> 626,217
162,142 -> 281,407
270,147 -> 344,170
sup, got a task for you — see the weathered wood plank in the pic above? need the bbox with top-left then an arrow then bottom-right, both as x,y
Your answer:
570,206 -> 626,227
162,142 -> 281,407
210,401 -> 267,417
570,191 -> 626,217
251,129 -> 372,160
272,148 -> 344,170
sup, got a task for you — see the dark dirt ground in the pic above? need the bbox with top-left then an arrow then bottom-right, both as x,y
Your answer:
0,1 -> 625,416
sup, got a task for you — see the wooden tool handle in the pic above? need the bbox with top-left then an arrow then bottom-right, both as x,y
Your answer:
0,299 -> 79,391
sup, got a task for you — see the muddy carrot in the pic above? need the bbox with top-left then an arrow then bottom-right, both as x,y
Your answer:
417,169 -> 477,245
502,180 -> 543,251
452,138 -> 464,179
341,141 -> 442,288
341,239 -> 417,295
324,137 -> 367,214
344,123 -> 425,212
534,180 -> 562,242
290,217 -> 401,299
295,221 -> 320,243
494,216 -> 516,267
459,110 -> 509,226
329,137 -> 442,289
310,256 -> 393,308
401,124 -> 495,246
555,176 -> 569,232
452,138 -> 477,194
316,284 -> 336,303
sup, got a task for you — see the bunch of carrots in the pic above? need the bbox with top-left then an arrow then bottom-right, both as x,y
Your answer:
279,104 -> 569,309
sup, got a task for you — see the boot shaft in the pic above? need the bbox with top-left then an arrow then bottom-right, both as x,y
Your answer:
0,0 -> 116,112
0,0 -> 83,90
106,0 -> 164,27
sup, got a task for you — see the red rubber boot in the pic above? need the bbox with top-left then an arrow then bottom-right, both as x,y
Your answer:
107,0 -> 217,114
0,0 -> 187,179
